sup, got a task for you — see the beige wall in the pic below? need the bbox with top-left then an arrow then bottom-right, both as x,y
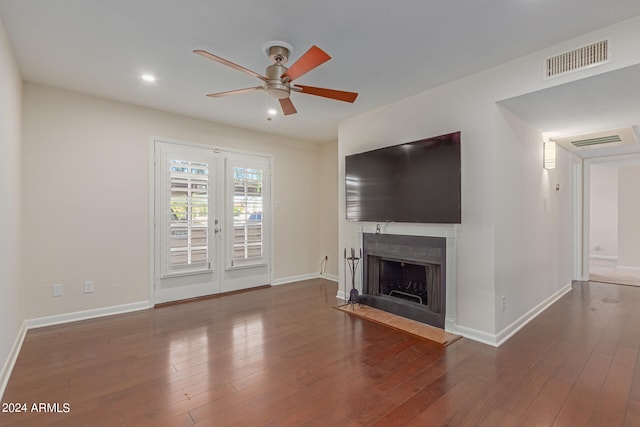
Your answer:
0,16 -> 24,389
318,141 -> 339,278
22,83 -> 334,319
618,166 -> 640,268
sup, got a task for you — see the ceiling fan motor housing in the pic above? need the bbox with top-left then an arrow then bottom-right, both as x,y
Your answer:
265,63 -> 290,99
266,45 -> 290,64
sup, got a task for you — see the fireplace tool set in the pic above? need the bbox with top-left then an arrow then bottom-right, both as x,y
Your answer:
344,247 -> 361,309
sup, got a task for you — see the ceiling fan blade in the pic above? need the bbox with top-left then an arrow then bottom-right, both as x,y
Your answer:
281,45 -> 331,81
293,85 -> 358,103
279,97 -> 297,116
206,86 -> 264,97
194,50 -> 267,81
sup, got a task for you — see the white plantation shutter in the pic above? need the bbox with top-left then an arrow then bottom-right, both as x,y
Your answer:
226,157 -> 269,268
165,158 -> 210,274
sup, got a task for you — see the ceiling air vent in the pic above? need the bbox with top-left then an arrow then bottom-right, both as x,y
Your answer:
544,39 -> 610,79
570,135 -> 621,148
552,128 -> 637,152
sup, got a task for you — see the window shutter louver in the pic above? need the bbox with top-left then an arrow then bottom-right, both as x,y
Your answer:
230,166 -> 264,267
166,159 -> 210,273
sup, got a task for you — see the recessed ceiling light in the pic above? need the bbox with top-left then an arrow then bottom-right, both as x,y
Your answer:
141,74 -> 156,82
267,108 -> 278,116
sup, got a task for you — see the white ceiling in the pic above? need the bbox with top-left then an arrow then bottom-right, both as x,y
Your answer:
499,63 -> 640,160
1,0 -> 640,143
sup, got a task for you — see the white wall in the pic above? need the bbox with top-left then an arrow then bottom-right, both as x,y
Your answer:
339,75 -> 497,335
339,16 -> 640,342
618,166 -> 640,268
589,165 -> 619,259
494,108 -> 573,333
0,17 -> 25,394
22,83 -> 328,319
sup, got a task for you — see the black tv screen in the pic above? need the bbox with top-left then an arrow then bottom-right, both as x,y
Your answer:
345,131 -> 461,223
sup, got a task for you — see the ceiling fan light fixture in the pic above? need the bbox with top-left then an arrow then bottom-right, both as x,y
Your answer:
141,73 -> 156,82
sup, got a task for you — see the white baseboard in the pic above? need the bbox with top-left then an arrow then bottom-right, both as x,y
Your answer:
272,272 -> 337,286
590,255 -> 618,261
321,273 -> 339,283
453,324 -> 500,347
442,283 -> 573,347
617,265 -> 640,272
25,301 -> 151,330
0,322 -> 27,400
494,283 -> 572,347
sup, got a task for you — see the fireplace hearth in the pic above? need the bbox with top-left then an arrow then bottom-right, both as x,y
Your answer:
361,233 -> 446,328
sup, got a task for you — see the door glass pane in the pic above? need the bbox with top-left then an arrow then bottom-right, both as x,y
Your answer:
169,159 -> 209,270
232,167 -> 263,264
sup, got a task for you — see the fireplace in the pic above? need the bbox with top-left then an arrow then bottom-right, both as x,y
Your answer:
360,233 -> 446,328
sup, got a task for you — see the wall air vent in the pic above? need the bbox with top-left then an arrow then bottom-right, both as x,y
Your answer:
552,128 -> 637,152
544,39 -> 610,79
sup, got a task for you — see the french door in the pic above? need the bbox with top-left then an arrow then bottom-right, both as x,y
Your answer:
153,141 -> 271,304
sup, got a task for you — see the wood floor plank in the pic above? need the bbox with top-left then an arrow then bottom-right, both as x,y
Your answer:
626,349 -> 640,426
3,279 -> 640,426
552,345 -> 613,426
589,345 -> 638,426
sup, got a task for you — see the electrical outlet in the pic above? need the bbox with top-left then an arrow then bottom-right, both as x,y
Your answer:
83,281 -> 94,294
501,295 -> 506,311
53,284 -> 64,297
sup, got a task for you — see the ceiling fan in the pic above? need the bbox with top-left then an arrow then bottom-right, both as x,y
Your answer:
193,41 -> 358,116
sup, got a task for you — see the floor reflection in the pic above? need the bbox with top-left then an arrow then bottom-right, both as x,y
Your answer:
232,315 -> 265,365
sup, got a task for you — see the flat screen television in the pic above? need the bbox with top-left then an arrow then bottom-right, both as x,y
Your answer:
345,131 -> 461,223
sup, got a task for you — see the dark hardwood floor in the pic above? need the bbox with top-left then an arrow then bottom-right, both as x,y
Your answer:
1,279 -> 639,426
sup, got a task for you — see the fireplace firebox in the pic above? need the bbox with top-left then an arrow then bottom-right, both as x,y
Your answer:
360,233 -> 446,328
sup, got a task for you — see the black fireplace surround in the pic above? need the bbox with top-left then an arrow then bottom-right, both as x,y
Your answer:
360,233 -> 446,328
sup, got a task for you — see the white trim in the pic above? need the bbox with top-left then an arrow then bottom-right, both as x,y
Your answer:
356,222 -> 457,239
589,255 -> 618,261
572,157 -> 584,281
582,159 -> 591,281
272,273 -> 322,286
495,283 -> 572,347
617,265 -> 640,272
149,139 -> 156,305
149,135 -> 273,159
451,283 -> 572,347
321,273 -> 339,283
24,301 -> 151,330
453,324 -> 500,347
0,322 -> 27,400
268,158 -> 275,290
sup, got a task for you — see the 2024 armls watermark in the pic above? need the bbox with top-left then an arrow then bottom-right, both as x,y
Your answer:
2,402 -> 71,413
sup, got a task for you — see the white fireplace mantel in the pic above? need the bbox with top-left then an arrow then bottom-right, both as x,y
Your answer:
339,222 -> 458,333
